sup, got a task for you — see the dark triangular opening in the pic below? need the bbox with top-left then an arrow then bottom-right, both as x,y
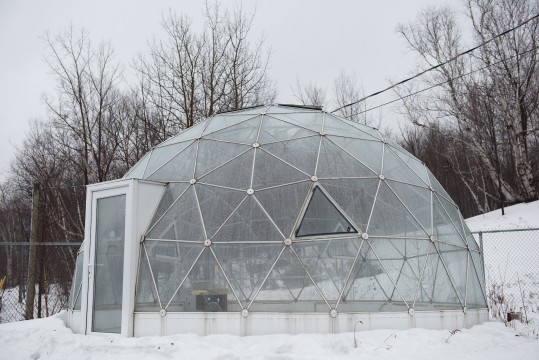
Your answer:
295,186 -> 358,237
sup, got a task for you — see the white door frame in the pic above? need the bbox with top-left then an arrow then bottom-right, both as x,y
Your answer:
81,180 -> 133,336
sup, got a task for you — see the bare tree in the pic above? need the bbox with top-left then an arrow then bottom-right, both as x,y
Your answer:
43,27 -> 123,184
397,1 -> 538,214
292,78 -> 327,107
333,70 -> 368,124
223,4 -> 275,110
136,3 -> 275,132
467,0 -> 539,201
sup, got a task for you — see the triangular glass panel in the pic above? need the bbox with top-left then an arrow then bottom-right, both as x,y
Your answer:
371,238 -> 430,304
258,115 -> 318,143
466,251 -> 487,308
202,113 -> 260,136
317,138 -> 377,179
319,179 -> 379,233
252,149 -> 309,189
204,117 -> 261,144
146,186 -> 206,241
294,239 -> 361,305
254,181 -> 311,239
262,136 -> 320,176
124,152 -> 151,179
386,180 -> 432,233
135,244 -> 161,311
415,245 -> 461,309
160,121 -> 207,147
196,185 -> 246,239
251,246 -> 328,312
344,120 -> 384,141
469,250 -> 486,295
391,147 -> 430,186
143,141 -> 193,178
434,241 -> 466,306
383,136 -> 407,152
211,242 -> 283,307
147,183 -> 190,229
367,182 -> 428,238
382,146 -> 429,188
143,241 -> 204,311
432,195 -> 468,247
147,143 -> 197,181
327,136 -> 383,174
174,247 -> 239,312
341,241 -> 393,304
427,169 -> 454,203
268,112 -> 323,133
295,186 -> 358,238
436,193 -> 466,240
414,242 -> 437,308
462,218 -> 480,251
323,114 -> 380,141
198,149 -> 254,190
212,196 -> 284,242
195,140 -> 250,178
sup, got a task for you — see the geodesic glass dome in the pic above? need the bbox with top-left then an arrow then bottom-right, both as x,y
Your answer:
123,104 -> 486,317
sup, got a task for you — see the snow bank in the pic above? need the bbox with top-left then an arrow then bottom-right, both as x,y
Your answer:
1,202 -> 538,359
0,312 -> 537,360
466,200 -> 539,324
466,200 -> 539,231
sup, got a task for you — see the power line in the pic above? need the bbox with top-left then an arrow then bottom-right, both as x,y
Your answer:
330,12 -> 539,114
345,45 -> 539,118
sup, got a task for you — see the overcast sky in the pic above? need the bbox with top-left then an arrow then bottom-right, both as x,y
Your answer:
0,0 -> 460,179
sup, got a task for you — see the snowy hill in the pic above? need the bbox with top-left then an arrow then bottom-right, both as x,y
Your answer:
466,201 -> 539,327
465,200 -> 539,231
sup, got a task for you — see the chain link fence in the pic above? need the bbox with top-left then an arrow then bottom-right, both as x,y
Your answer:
473,228 -> 539,323
0,242 -> 81,323
1,229 -> 538,325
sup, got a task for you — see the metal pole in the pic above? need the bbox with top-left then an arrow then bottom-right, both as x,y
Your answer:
479,232 -> 486,286
25,182 -> 40,320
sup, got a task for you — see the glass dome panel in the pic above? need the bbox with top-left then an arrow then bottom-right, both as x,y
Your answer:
129,105 -> 486,316
327,136 -> 383,174
261,136 -> 320,176
258,115 -> 318,143
254,181 -> 311,239
296,187 -> 357,238
317,138 -> 377,178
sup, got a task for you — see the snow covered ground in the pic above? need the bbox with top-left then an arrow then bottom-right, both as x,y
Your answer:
0,285 -> 68,323
0,311 -> 537,360
466,200 -> 539,231
0,201 -> 538,359
466,200 -> 539,324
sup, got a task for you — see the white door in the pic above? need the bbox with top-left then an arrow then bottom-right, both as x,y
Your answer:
86,188 -> 127,334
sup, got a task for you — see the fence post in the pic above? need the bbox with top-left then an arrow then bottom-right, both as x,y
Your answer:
25,183 -> 40,320
478,231 -> 486,287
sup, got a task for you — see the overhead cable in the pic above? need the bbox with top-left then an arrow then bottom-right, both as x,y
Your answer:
345,45 -> 539,117
330,12 -> 539,114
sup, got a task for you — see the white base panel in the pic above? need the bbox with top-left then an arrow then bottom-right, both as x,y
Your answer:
67,310 -> 83,334
133,309 -> 489,336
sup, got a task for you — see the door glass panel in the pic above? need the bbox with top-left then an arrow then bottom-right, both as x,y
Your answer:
92,195 -> 126,333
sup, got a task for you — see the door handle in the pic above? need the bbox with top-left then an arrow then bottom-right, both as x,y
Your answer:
87,264 -> 94,279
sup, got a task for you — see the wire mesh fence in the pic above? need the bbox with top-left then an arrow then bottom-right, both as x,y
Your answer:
0,228 -> 538,325
0,242 -> 81,323
473,228 -> 539,323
